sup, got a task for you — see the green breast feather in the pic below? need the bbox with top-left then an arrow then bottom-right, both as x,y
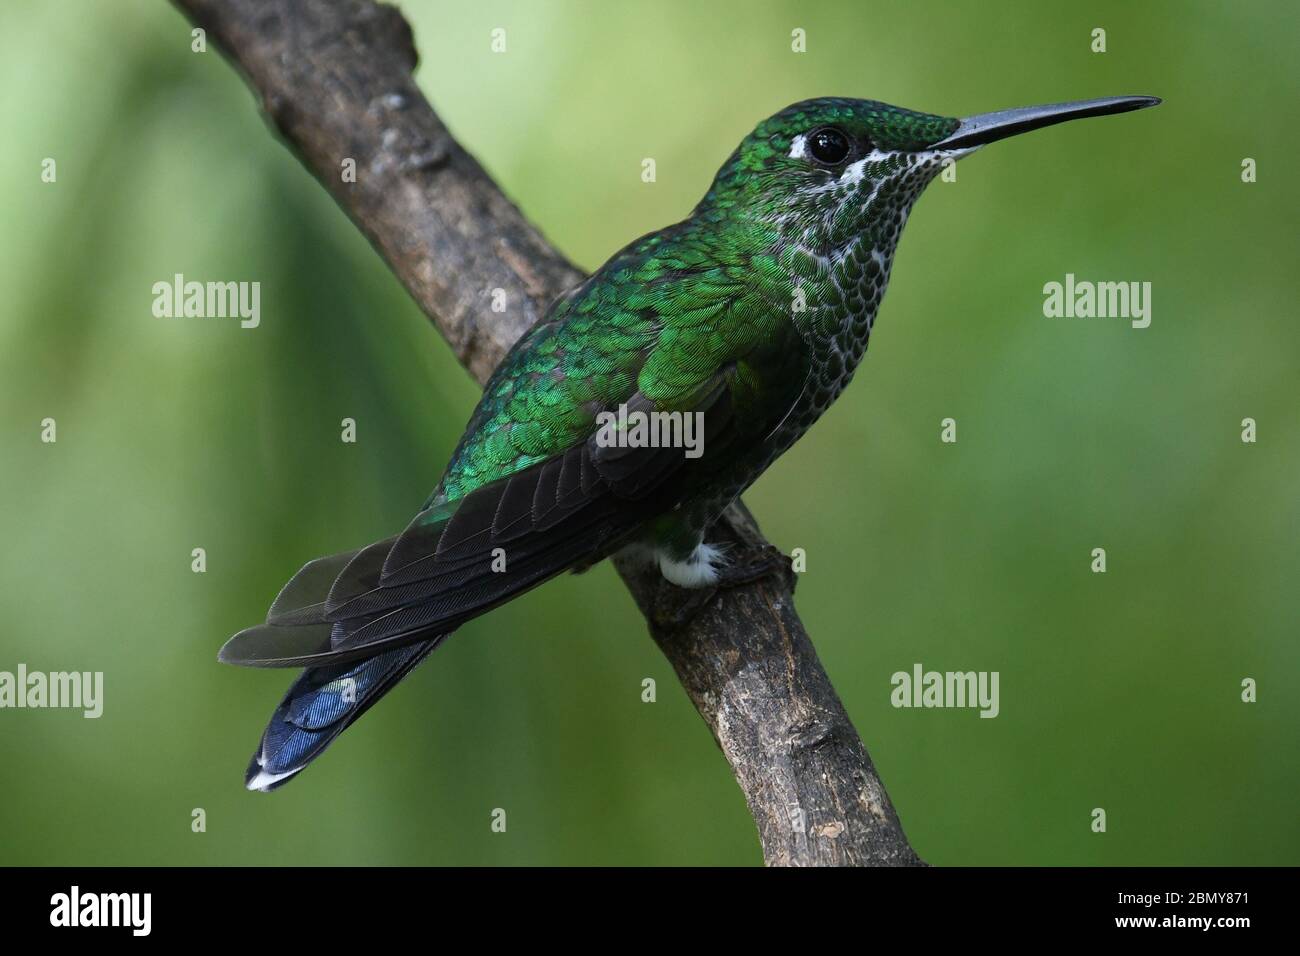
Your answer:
431,221 -> 803,507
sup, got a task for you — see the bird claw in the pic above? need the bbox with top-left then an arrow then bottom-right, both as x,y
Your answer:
651,585 -> 718,630
651,543 -> 796,628
715,543 -> 796,591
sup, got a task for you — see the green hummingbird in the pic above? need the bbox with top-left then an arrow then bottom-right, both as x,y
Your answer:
221,93 -> 1159,790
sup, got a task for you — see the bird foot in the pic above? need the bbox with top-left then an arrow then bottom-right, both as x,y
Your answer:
715,543 -> 796,591
650,543 -> 795,629
651,585 -> 718,630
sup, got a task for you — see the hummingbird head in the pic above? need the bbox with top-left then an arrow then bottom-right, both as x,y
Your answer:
699,94 -> 1160,273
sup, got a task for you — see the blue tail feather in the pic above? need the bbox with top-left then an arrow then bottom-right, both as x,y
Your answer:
245,638 -> 441,791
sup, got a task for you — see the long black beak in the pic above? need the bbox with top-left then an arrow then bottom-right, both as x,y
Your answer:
933,95 -> 1161,150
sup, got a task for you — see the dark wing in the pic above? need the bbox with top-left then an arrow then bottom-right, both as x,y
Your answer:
222,224 -> 805,669
219,381 -> 737,668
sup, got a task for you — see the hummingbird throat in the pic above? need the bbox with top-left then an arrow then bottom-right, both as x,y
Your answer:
778,148 -> 964,433
645,146 -> 969,588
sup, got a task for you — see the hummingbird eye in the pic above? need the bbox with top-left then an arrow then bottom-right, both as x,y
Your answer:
807,127 -> 851,166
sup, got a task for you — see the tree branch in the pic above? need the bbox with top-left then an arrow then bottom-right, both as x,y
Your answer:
176,0 -> 923,866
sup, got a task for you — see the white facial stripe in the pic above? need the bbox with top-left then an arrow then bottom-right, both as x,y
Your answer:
840,157 -> 868,185
783,144 -> 976,219
788,134 -> 808,160
839,150 -> 899,184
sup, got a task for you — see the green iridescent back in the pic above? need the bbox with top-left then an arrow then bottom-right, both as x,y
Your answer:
429,97 -> 961,530
430,220 -> 802,507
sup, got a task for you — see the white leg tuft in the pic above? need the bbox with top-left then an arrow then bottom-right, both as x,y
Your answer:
657,543 -> 726,589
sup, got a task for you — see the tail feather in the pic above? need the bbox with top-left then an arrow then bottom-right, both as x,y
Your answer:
228,382 -> 738,790
244,637 -> 442,792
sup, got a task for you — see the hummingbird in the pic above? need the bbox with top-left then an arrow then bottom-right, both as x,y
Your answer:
221,93 -> 1159,790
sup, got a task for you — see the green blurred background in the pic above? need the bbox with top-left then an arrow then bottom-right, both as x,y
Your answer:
1,0 -> 1296,866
